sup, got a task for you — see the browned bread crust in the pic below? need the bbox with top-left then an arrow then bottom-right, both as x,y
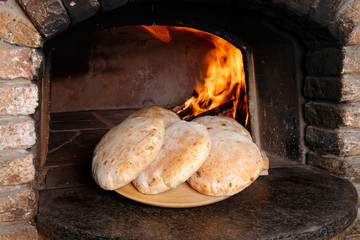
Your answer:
126,106 -> 180,127
188,130 -> 263,196
133,120 -> 211,194
92,117 -> 165,190
193,116 -> 251,139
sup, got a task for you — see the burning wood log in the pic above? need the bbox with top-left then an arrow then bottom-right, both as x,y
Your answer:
177,99 -> 235,121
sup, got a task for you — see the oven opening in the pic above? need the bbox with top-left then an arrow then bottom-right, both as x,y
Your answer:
42,24 -> 258,192
38,21 -> 304,234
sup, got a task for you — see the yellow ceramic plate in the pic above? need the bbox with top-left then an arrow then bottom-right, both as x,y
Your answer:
115,182 -> 230,208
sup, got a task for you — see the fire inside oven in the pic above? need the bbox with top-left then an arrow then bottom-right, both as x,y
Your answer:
50,26 -> 249,126
45,25 -> 255,194
45,23 -> 305,178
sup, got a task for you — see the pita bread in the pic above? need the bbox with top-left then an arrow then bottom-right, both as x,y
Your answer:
192,116 -> 251,139
126,106 -> 180,127
133,120 -> 211,194
92,117 -> 165,190
188,130 -> 263,196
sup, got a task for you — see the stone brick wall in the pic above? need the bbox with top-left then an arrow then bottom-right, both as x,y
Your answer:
296,2 -> 360,234
0,1 -> 43,238
0,0 -> 42,238
0,0 -> 358,239
305,45 -> 360,236
250,0 -> 360,236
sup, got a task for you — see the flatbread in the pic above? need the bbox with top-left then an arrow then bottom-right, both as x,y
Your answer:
126,106 -> 180,127
192,116 -> 251,139
188,130 -> 263,196
133,120 -> 211,194
92,117 -> 165,190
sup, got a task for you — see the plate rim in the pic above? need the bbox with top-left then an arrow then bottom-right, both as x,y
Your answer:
114,182 -> 230,208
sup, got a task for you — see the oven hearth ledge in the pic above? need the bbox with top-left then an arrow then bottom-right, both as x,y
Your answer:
37,164 -> 357,240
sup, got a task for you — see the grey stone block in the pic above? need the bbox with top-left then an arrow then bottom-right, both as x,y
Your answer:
306,126 -> 360,156
0,149 -> 35,186
98,0 -> 127,11
17,0 -> 70,38
0,221 -> 38,239
0,185 -> 37,221
62,0 -> 100,24
306,49 -> 342,75
305,101 -> 360,128
307,151 -> 360,179
304,75 -> 360,102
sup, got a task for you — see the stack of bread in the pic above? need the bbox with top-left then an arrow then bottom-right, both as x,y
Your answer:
92,106 -> 264,197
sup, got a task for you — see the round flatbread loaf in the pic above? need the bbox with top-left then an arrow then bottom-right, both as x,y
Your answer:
192,116 -> 251,139
126,106 -> 180,127
92,117 -> 165,190
188,130 -> 263,196
133,120 -> 211,194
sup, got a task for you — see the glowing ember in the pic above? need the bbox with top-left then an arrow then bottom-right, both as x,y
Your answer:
142,25 -> 249,127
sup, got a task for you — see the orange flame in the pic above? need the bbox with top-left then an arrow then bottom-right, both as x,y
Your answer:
142,26 -> 171,42
142,25 -> 249,127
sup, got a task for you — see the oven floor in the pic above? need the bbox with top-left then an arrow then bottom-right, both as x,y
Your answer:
37,110 -> 358,240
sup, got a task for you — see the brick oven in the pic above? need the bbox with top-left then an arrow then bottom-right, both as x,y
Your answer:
0,0 -> 359,239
